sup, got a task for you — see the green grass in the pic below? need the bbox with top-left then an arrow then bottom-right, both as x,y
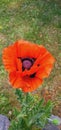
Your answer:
0,0 -> 61,117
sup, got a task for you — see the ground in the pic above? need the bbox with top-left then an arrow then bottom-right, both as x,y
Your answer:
0,0 -> 61,119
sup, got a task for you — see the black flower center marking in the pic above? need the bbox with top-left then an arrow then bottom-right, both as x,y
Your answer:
21,57 -> 35,71
30,72 -> 36,78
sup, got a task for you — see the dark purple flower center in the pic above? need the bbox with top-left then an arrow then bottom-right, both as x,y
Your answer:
22,60 -> 32,70
18,57 -> 36,78
21,58 -> 35,71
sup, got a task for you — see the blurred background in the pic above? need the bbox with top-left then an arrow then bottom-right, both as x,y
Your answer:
0,0 -> 61,119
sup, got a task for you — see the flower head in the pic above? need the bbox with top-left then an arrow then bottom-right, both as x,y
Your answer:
2,40 -> 55,92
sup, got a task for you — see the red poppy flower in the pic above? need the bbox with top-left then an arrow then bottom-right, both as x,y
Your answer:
2,40 -> 55,92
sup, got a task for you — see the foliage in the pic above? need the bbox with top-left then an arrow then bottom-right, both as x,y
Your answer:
0,93 -> 11,115
9,89 -> 53,130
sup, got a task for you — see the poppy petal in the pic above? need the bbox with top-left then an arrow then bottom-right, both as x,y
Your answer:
16,40 -> 41,58
9,71 -> 43,92
21,65 -> 38,77
21,45 -> 55,77
9,71 -> 23,88
36,53 -> 55,78
22,76 -> 43,92
16,59 -> 22,72
2,44 -> 17,72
